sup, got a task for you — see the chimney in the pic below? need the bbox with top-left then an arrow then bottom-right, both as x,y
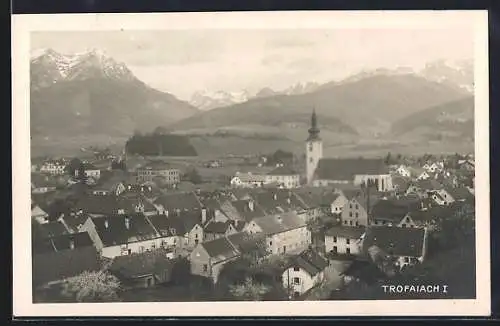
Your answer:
69,239 -> 75,250
273,193 -> 277,201
104,219 -> 109,229
201,207 -> 207,224
248,200 -> 254,212
125,216 -> 130,230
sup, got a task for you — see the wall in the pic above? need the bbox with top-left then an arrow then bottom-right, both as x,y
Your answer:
187,224 -> 204,249
306,140 -> 322,185
190,245 -> 211,278
267,227 -> 310,255
353,174 -> 393,192
330,195 -> 348,214
325,235 -> 361,255
281,267 -> 316,296
341,198 -> 369,227
101,236 -> 175,259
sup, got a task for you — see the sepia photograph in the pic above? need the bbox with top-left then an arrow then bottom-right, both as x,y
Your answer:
12,10 -> 490,316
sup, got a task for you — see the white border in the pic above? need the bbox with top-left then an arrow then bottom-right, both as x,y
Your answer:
12,10 -> 490,317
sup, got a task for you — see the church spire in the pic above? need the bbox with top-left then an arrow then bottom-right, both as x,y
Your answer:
307,108 -> 320,141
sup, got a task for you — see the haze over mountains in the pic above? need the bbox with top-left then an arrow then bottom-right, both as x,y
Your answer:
30,48 -> 474,156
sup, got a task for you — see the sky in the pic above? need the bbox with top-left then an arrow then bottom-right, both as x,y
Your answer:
31,28 -> 474,101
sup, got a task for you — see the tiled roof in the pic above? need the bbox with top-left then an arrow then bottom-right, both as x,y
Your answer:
76,195 -> 135,215
251,212 -> 306,236
158,212 -> 202,236
254,189 -> 306,215
416,179 -> 444,191
109,248 -> 175,279
32,244 -> 100,286
91,214 -> 160,247
371,198 -> 422,223
226,231 -> 266,255
325,226 -> 365,239
204,221 -> 233,234
154,192 -> 202,212
446,187 -> 474,201
363,226 -> 426,257
146,214 -> 177,237
315,158 -> 389,181
201,237 -> 240,263
392,176 -> 411,191
60,214 -> 89,233
32,221 -> 70,241
288,249 -> 329,276
230,199 -> 267,222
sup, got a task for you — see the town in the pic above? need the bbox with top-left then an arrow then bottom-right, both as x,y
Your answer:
31,111 -> 476,302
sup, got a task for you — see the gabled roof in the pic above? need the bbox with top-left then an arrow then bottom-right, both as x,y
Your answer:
251,212 -> 306,236
226,231 -> 266,255
416,179 -> 444,191
371,198 -> 422,223
446,187 -> 474,201
392,176 -> 411,191
363,226 -> 426,257
201,237 -> 240,263
315,158 -> 389,180
253,189 -> 306,215
32,221 -> 70,241
60,214 -> 90,233
76,195 -> 135,215
154,192 -> 202,212
292,189 -> 325,208
230,199 -> 267,222
325,226 -> 365,239
158,212 -> 202,236
91,214 -> 160,247
287,249 -> 329,276
204,221 -> 233,234
109,248 -> 175,279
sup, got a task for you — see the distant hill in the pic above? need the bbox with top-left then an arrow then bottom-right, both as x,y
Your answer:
30,48 -> 198,138
172,74 -> 468,138
390,96 -> 474,141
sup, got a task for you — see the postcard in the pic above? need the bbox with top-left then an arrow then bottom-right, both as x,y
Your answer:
12,10 -> 490,317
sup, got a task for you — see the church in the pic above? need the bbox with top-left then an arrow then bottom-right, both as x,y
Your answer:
305,109 -> 393,192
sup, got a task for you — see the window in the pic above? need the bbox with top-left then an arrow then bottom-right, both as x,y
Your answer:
283,246 -> 286,254
195,233 -> 198,239
355,204 -> 359,209
355,221 -> 359,226
293,267 -> 300,271
349,204 -> 352,209
355,213 -> 359,218
309,157 -> 313,163
349,221 -> 353,226
346,239 -> 350,245
293,277 -> 300,285
128,249 -> 132,255
346,248 -> 351,254
333,246 -> 338,253
139,246 -> 145,253
333,236 -> 337,243
401,224 -> 406,228
146,278 -> 153,287
349,212 -> 352,217
151,243 -> 156,249
195,239 -> 199,245
344,220 -> 347,225
203,264 -> 208,272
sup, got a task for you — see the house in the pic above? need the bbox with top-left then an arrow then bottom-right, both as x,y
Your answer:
325,192 -> 349,215
362,226 -> 428,270
324,226 -> 365,256
32,231 -> 101,287
31,203 -> 50,224
39,159 -> 67,175
189,235 -> 241,284
340,191 -> 381,227
190,231 -> 266,283
160,212 -> 204,250
58,213 -> 90,234
90,172 -> 129,196
75,195 -> 135,216
32,220 -> 70,240
446,186 -> 475,203
31,173 -> 58,194
281,249 -> 329,298
76,163 -> 101,180
203,221 -> 238,242
459,159 -> 475,172
244,212 -> 310,256
153,191 -> 203,216
108,249 -> 176,289
395,165 -> 411,178
230,172 -> 269,188
429,189 -> 455,206
199,198 -> 230,223
266,166 -> 301,189
292,190 -> 325,221
144,214 -> 185,250
253,189 -> 306,216
370,197 -> 422,227
391,176 -> 411,195
225,199 -> 266,222
312,158 -> 393,192
136,161 -> 181,185
81,213 -> 169,258
406,179 -> 443,198
409,167 -> 430,181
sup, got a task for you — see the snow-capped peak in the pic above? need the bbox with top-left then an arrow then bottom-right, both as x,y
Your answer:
30,48 -> 135,83
190,89 -> 252,110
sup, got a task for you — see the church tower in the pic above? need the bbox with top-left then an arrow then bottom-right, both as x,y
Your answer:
306,108 -> 323,185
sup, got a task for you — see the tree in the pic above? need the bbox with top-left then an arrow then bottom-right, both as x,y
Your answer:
229,277 -> 271,301
61,271 -> 121,302
183,167 -> 203,184
66,158 -> 82,177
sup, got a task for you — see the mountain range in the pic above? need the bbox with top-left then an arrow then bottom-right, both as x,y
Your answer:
30,48 -> 475,156
30,48 -> 198,138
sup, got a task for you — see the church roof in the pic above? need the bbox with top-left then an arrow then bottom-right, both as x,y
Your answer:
314,158 -> 389,181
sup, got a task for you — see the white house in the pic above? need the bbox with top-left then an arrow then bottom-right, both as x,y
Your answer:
32,204 -> 50,224
230,172 -> 269,188
266,166 -> 300,189
281,249 -> 329,298
40,160 -> 67,175
396,165 -> 411,178
244,212 -> 310,256
324,226 -> 365,256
